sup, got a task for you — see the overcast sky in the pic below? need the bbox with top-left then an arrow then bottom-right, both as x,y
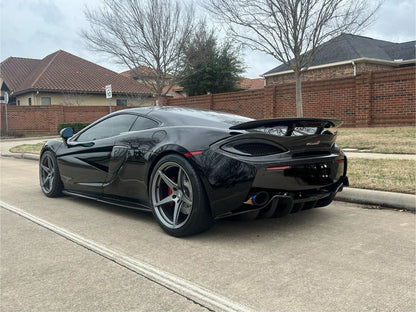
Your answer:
1,0 -> 415,78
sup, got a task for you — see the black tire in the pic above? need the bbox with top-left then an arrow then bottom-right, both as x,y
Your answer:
149,154 -> 213,237
39,150 -> 63,197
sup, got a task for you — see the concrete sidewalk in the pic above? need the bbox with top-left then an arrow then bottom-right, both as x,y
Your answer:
1,137 -> 415,211
346,152 -> 416,160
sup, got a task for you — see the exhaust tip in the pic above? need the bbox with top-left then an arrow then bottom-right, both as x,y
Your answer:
251,191 -> 270,207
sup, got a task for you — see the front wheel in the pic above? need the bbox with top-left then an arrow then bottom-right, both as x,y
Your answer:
149,154 -> 212,237
39,150 -> 63,197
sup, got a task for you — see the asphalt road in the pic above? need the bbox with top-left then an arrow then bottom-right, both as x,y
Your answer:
1,157 -> 415,312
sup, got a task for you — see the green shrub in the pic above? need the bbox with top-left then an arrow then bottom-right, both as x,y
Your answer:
58,122 -> 90,134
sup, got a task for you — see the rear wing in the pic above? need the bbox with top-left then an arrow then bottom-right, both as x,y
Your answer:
229,118 -> 342,135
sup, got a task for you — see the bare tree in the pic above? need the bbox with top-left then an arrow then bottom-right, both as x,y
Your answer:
82,0 -> 195,105
204,0 -> 381,116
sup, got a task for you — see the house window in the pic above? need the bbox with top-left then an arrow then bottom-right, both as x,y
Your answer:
17,100 -> 20,106
41,97 -> 51,105
116,99 -> 127,106
28,98 -> 32,105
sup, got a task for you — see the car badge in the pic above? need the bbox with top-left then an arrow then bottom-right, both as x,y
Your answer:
306,140 -> 320,146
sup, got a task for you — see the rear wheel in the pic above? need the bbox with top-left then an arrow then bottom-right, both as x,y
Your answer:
149,154 -> 212,237
39,150 -> 63,197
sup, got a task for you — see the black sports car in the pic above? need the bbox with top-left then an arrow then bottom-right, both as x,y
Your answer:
40,106 -> 348,236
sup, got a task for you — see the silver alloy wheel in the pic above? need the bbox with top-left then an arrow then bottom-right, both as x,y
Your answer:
151,162 -> 194,229
40,153 -> 56,194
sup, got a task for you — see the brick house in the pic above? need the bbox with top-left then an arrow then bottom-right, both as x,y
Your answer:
0,50 -> 153,107
239,78 -> 265,90
263,34 -> 415,85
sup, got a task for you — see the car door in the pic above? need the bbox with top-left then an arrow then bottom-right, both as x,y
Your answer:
103,116 -> 160,204
57,114 -> 138,196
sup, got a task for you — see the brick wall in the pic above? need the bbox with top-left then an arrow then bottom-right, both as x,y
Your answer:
167,66 -> 415,127
1,67 -> 414,134
370,68 -> 416,125
0,105 -> 129,135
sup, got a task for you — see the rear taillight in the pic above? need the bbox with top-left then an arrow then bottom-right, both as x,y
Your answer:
267,165 -> 291,171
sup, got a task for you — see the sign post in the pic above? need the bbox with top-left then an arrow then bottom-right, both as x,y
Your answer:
4,92 -> 9,134
105,84 -> 112,113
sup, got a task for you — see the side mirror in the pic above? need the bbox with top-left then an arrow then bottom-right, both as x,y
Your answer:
60,127 -> 74,142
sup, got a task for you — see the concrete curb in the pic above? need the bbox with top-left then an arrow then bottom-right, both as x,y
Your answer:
1,153 -> 40,161
335,187 -> 415,212
1,152 -> 415,212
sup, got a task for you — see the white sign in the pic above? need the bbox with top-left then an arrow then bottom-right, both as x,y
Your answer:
105,85 -> 112,99
4,92 -> 9,104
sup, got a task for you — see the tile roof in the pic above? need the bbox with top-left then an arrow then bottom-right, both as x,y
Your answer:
263,34 -> 416,75
1,50 -> 152,96
0,57 -> 40,91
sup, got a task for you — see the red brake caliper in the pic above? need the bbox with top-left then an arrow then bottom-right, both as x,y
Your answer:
168,176 -> 176,206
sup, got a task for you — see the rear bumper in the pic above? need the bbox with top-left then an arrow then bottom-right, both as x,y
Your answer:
256,176 -> 349,218
192,148 -> 348,218
215,176 -> 349,219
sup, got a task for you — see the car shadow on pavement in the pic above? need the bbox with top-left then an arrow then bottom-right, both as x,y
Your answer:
194,206 -> 337,241
62,196 -> 154,221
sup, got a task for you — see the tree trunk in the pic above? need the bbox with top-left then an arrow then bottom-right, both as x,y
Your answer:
295,71 -> 303,117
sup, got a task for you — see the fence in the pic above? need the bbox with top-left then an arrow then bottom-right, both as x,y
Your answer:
165,67 -> 415,127
1,67 -> 414,135
0,105 -> 128,135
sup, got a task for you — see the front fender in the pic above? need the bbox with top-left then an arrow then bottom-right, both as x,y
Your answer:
40,140 -> 64,156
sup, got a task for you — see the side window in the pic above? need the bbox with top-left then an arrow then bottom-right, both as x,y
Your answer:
76,114 -> 138,142
130,116 -> 159,131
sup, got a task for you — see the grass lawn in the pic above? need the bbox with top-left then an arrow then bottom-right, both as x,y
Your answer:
348,159 -> 415,194
10,143 -> 45,154
337,126 -> 415,154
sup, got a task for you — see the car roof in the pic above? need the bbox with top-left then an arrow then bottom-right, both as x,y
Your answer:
124,106 -> 253,128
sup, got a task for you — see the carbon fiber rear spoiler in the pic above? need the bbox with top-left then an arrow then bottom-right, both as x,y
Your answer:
229,118 -> 342,132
